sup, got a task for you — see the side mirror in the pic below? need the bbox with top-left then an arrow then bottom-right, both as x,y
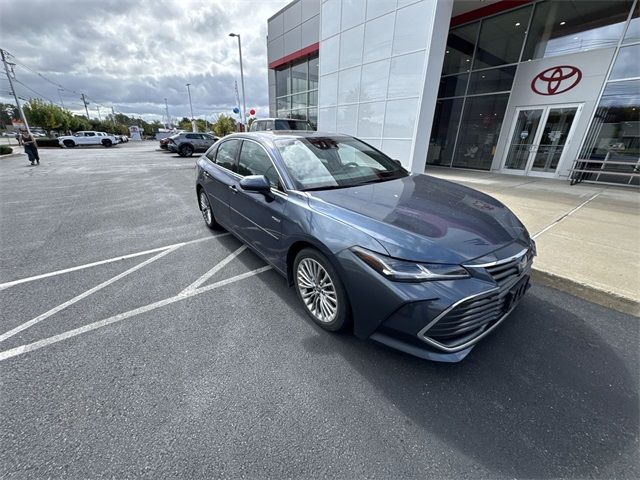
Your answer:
392,159 -> 402,167
239,175 -> 271,193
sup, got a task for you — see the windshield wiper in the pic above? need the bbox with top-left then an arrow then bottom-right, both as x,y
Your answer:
302,185 -> 350,192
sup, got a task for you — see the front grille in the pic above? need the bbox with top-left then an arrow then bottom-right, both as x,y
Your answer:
427,289 -> 504,342
421,248 -> 532,350
485,253 -> 530,290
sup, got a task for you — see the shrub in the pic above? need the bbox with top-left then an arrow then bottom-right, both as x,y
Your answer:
36,138 -> 61,147
0,145 -> 13,155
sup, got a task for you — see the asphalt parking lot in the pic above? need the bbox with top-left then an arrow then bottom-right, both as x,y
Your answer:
1,142 -> 638,479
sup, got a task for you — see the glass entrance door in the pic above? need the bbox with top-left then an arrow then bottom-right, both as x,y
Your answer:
504,108 -> 544,171
503,104 -> 582,176
530,107 -> 578,173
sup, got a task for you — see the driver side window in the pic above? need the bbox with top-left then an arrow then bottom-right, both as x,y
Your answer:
238,141 -> 281,190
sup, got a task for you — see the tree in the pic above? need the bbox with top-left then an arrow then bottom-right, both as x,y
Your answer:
23,99 -> 69,137
0,103 -> 18,129
212,114 -> 236,137
178,117 -> 192,131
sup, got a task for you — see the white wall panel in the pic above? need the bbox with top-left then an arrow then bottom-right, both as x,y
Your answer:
339,24 -> 364,69
363,12 -> 394,63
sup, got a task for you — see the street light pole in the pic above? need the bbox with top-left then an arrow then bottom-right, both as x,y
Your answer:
229,33 -> 247,129
185,83 -> 196,132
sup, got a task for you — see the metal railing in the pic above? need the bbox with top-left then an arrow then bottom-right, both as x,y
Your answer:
569,155 -> 640,187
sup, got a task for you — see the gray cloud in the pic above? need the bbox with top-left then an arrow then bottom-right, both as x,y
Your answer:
0,0 -> 290,121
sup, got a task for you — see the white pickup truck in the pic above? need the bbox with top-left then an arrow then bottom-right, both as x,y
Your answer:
58,131 -> 119,148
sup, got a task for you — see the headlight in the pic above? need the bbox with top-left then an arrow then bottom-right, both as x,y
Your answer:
351,247 -> 470,282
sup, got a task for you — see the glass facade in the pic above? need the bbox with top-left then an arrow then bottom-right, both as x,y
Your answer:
576,19 -> 640,187
428,0 -> 640,180
275,55 -> 319,127
427,4 -> 532,169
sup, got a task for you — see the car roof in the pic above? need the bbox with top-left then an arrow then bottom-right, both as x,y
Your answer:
223,131 -> 353,143
254,118 -> 311,122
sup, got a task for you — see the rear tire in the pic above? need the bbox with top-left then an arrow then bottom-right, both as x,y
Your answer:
179,144 -> 194,157
294,248 -> 350,332
198,189 -> 221,229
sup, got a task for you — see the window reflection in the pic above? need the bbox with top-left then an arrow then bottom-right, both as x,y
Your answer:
442,23 -> 478,75
578,80 -> 640,185
275,55 -> 319,122
610,45 -> 640,80
452,94 -> 509,170
623,1 -> 640,44
427,98 -> 463,166
467,66 -> 516,95
523,0 -> 633,60
473,6 -> 531,69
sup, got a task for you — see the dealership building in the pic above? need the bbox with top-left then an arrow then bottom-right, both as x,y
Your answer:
266,0 -> 639,186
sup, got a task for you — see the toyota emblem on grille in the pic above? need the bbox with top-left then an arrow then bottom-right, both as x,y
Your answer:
517,255 -> 527,274
531,65 -> 582,95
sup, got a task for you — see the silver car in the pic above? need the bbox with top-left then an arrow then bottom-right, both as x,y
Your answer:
168,132 -> 219,157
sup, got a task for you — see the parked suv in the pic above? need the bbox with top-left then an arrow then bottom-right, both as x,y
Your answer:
168,132 -> 219,157
249,118 -> 315,132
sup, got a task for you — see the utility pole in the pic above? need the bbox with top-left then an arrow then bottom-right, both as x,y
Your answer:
58,88 -> 66,109
1,48 -> 32,135
111,106 -> 116,128
81,93 -> 90,119
96,105 -> 102,121
164,98 -> 171,129
185,83 -> 196,132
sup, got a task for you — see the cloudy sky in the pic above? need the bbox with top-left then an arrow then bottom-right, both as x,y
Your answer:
0,0 -> 290,122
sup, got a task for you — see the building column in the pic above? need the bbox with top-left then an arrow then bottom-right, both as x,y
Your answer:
408,0 -> 454,173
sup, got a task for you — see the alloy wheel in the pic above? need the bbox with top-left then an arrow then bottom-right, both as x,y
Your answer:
199,191 -> 212,225
296,258 -> 338,323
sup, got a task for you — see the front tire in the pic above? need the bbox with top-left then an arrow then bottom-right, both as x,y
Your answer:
294,248 -> 350,332
63,140 -> 76,148
102,139 -> 113,147
198,189 -> 221,229
179,144 -> 194,157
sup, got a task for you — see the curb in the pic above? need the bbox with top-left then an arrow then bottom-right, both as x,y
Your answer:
531,268 -> 639,317
0,152 -> 26,160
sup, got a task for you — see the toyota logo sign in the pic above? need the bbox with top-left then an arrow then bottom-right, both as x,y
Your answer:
531,65 -> 582,95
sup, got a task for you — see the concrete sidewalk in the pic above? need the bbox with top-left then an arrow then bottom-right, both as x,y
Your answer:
427,167 -> 639,316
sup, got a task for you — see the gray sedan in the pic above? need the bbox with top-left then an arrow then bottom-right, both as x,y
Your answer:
195,131 -> 535,362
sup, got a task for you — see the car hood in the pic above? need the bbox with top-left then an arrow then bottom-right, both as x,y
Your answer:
306,174 -> 529,264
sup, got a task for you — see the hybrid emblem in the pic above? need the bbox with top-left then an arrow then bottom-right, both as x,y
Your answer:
531,66 -> 582,95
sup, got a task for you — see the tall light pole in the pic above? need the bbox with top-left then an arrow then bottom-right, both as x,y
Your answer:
185,83 -> 196,132
229,33 -> 247,129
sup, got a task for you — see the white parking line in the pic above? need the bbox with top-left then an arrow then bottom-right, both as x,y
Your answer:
0,265 -> 272,362
180,245 -> 247,295
0,233 -> 229,291
0,246 -> 180,343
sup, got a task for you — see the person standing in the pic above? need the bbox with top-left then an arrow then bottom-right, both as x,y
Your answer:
17,128 -> 40,165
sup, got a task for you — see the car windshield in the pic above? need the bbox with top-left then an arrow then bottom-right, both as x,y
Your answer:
275,119 -> 311,130
275,136 -> 408,191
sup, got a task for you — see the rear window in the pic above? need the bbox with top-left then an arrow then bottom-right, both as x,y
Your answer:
275,119 -> 311,131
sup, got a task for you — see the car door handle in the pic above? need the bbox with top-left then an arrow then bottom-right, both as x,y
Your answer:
228,185 -> 238,193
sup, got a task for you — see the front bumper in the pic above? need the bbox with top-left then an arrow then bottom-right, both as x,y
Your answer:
335,242 -> 534,362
